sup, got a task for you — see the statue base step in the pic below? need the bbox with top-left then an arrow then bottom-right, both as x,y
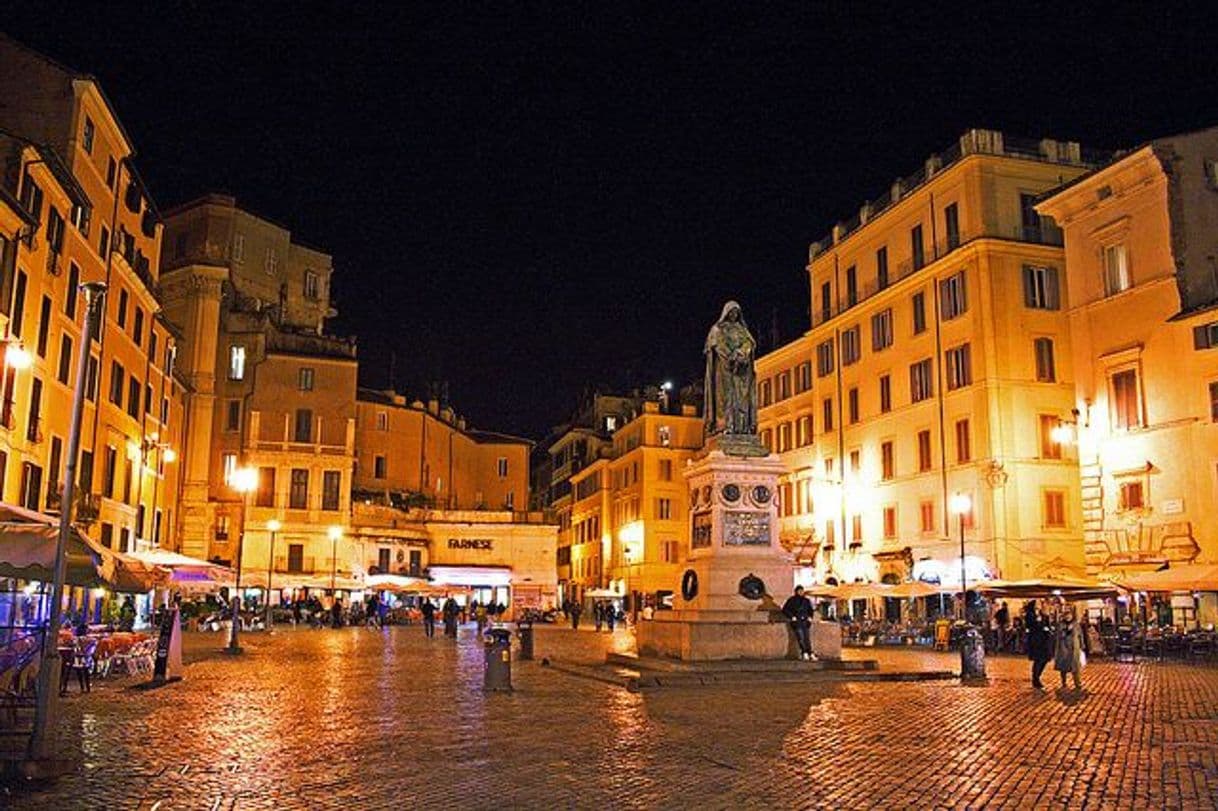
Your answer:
637,610 -> 790,661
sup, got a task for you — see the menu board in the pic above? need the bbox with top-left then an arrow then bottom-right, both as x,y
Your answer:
723,510 -> 770,546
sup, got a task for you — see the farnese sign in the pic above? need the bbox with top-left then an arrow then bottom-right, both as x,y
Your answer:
448,538 -> 493,550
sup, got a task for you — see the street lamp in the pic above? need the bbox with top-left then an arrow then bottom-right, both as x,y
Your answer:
949,492 -> 972,622
3,340 -> 31,370
226,466 -> 258,654
28,282 -> 105,764
328,525 -> 343,597
265,518 -> 281,632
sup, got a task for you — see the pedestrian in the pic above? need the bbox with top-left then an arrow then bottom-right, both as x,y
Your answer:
420,599 -> 437,638
1054,607 -> 1085,692
593,601 -> 604,632
561,599 -> 570,622
442,597 -> 459,637
118,595 -> 137,632
1025,600 -> 1053,689
994,599 -> 1010,653
292,600 -> 303,627
782,586 -> 816,661
605,603 -> 616,632
475,601 -> 488,635
570,601 -> 582,630
331,597 -> 343,628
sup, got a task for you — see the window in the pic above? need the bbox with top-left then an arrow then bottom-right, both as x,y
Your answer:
57,335 -> 72,385
149,331 -> 158,368
1210,381 -> 1218,422
99,225 -> 110,259
816,339 -> 835,377
944,202 -> 960,250
880,441 -> 894,480
797,415 -> 812,446
849,449 -> 861,475
876,246 -> 889,290
264,247 -> 278,275
1111,369 -> 1141,430
758,379 -> 772,407
940,271 -> 967,320
106,157 -> 117,189
761,428 -> 773,452
46,207 -> 65,256
294,409 -> 313,442
879,375 -> 891,414
132,307 -> 144,347
65,263 -> 80,319
658,425 -> 671,446
883,506 -> 897,539
26,378 -> 41,442
660,459 -> 673,481
823,519 -> 836,548
822,398 -> 834,432
289,469 -> 309,509
322,470 -> 341,511
919,500 -> 935,533
912,291 -> 926,334
8,270 -> 26,338
375,411 -> 388,431
1103,244 -> 1131,296
910,358 -> 934,403
71,203 -> 89,236
842,326 -> 861,365
945,343 -> 972,390
871,309 -> 893,352
1020,193 -> 1042,241
1034,338 -> 1056,383
109,361 -> 125,405
1118,481 -> 1144,511
36,296 -> 51,357
661,539 -> 680,563
225,400 -> 240,432
304,270 -> 320,300
104,445 -> 118,498
85,356 -> 98,401
497,457 -> 509,477
1044,490 -> 1066,528
116,289 -> 128,328
820,281 -> 832,323
779,422 -> 791,452
824,457 -> 835,477
777,371 -> 791,400
228,345 -> 246,380
845,266 -> 858,307
848,387 -> 859,424
298,367 -> 315,391
231,233 -> 245,263
221,453 -> 237,485
657,498 -> 672,520
917,429 -> 933,472
944,420 -> 968,468
850,514 -> 862,544
256,467 -> 276,507
1039,414 -> 1063,459
911,224 -> 925,270
127,375 -> 141,419
82,117 -> 95,153
1023,265 -> 1061,310
100,522 -> 114,549
795,361 -> 812,393
374,455 -> 387,479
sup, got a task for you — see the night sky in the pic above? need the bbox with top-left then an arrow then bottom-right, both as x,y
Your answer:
8,4 -> 1218,438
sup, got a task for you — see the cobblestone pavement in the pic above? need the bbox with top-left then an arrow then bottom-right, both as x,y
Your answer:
5,624 -> 1217,809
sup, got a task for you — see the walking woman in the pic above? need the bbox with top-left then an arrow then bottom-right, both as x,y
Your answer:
1024,600 -> 1053,690
1054,606 -> 1085,692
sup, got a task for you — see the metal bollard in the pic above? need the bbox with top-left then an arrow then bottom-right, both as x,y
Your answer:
483,627 -> 513,692
517,621 -> 534,661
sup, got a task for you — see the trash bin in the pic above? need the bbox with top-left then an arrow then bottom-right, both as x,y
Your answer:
517,621 -> 534,661
484,627 -> 513,692
959,624 -> 987,682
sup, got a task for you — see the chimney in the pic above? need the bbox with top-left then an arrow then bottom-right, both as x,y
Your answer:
681,404 -> 696,417
427,399 -> 439,415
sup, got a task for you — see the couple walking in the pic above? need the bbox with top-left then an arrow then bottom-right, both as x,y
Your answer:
1025,600 -> 1086,692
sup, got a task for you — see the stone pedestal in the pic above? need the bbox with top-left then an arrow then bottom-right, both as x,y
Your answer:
636,448 -> 796,661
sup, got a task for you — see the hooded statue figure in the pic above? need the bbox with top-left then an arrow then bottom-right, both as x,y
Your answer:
703,301 -> 757,436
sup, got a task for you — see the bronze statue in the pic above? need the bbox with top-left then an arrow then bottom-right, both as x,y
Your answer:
703,301 -> 757,436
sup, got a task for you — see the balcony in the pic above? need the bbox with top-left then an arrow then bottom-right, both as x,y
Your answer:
274,555 -> 317,574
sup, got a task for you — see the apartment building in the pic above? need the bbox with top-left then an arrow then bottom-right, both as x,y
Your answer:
758,129 -> 1104,589
0,36 -> 187,554
1037,126 -> 1218,588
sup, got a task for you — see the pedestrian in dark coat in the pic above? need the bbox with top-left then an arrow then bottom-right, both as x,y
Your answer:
570,601 -> 582,630
420,600 -> 437,638
605,603 -> 616,632
1025,600 -> 1053,689
782,586 -> 816,660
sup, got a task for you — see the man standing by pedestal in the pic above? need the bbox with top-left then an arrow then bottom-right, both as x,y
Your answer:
782,586 -> 816,661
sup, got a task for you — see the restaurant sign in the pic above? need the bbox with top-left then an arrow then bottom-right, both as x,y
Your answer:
448,538 -> 493,550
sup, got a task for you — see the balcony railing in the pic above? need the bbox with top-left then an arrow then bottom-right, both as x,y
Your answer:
274,555 -> 317,574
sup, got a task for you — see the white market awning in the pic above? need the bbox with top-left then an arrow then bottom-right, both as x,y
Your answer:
427,565 -> 512,587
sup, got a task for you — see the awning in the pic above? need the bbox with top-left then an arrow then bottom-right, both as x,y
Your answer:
428,565 -> 512,587
975,577 -> 1118,601
126,548 -> 233,591
365,573 -> 429,593
1117,563 -> 1218,593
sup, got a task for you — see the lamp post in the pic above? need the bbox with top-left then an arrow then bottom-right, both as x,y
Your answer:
265,519 -> 281,632
949,492 -> 972,622
227,466 -> 258,654
28,282 -> 105,765
328,525 -> 343,598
